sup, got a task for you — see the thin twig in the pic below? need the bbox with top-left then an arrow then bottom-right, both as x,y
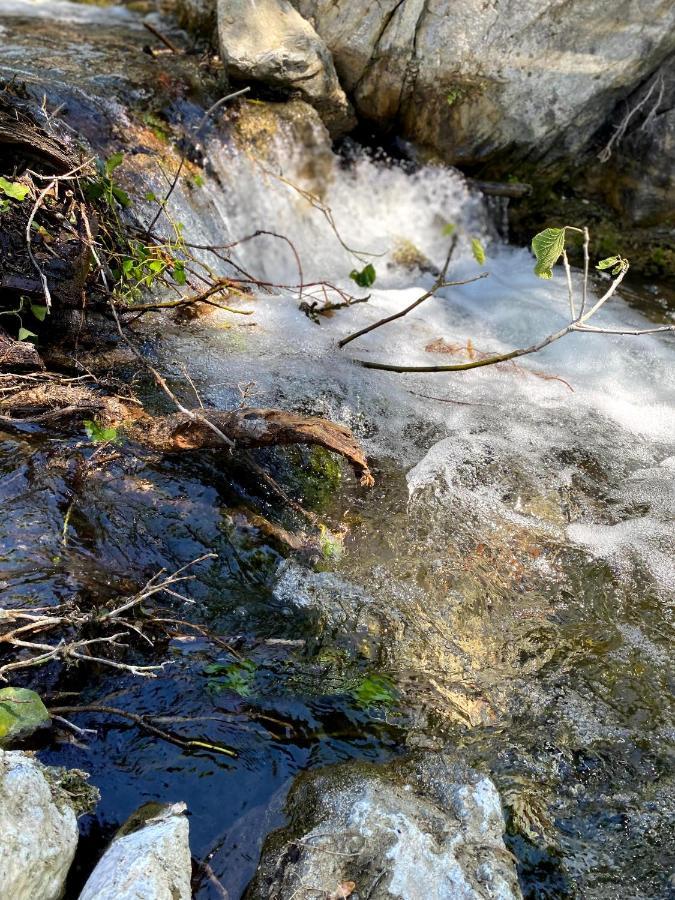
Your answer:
48,704 -> 237,758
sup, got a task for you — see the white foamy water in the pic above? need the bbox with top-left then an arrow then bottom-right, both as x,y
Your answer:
160,113 -> 675,592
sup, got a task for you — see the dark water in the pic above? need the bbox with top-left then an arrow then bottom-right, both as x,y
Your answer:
1,411 -> 673,898
1,433 -> 404,897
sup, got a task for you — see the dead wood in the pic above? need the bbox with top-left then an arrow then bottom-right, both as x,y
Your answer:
0,326 -> 44,372
0,96 -> 78,173
0,381 -> 374,485
130,407 -> 374,485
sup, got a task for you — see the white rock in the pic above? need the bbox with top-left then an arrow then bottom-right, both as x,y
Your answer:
217,0 -> 354,135
79,802 -> 191,900
0,749 -> 79,900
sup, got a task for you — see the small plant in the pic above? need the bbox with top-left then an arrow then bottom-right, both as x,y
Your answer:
0,295 -> 48,341
83,420 -> 119,444
350,263 -> 377,289
83,153 -> 131,210
0,176 -> 30,212
204,658 -> 257,698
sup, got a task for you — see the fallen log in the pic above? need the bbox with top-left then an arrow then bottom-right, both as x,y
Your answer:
131,407 -> 374,485
0,383 -> 374,486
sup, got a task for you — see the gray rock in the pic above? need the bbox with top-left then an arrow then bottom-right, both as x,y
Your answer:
597,53 -> 675,226
291,0 -> 675,168
217,0 -> 354,135
79,801 -> 192,900
0,750 -> 80,900
247,754 -> 522,899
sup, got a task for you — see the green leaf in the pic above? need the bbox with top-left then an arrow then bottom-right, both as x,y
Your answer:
104,152 -> 124,175
471,237 -> 486,265
192,174 -> 205,188
121,258 -> 134,275
144,192 -> 157,202
0,177 -> 29,201
172,261 -> 186,285
0,687 -> 50,747
349,263 -> 376,289
596,256 -> 620,270
111,185 -> 131,208
442,222 -> 456,236
18,327 -> 37,342
531,227 -> 566,279
148,259 -> 164,273
30,304 -> 48,322
83,179 -> 105,202
83,419 -> 119,443
205,658 -> 256,698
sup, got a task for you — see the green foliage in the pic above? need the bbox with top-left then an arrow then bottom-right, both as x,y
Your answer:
596,255 -> 627,276
0,295 -> 49,341
17,326 -> 37,342
471,237 -> 486,265
0,176 -> 30,201
531,227 -> 567,279
116,239 -> 187,302
84,153 -> 131,209
83,420 -> 119,443
205,658 -> 257,697
350,263 -> 377,289
0,687 -> 50,746
350,673 -> 397,709
442,222 -> 456,236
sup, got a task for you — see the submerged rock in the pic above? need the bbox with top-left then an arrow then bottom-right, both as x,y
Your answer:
0,750 -> 81,900
217,0 -> 354,136
0,686 -> 51,746
247,754 -> 522,899
79,801 -> 192,900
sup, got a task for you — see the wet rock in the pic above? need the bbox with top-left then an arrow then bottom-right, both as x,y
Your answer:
0,687 -> 51,746
79,801 -> 191,900
0,750 -> 80,900
217,0 -> 354,136
247,754 -> 522,899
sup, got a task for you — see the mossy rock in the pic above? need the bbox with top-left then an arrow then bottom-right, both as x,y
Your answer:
0,687 -> 51,747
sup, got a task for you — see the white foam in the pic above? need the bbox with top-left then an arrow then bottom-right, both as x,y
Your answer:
159,122 -> 675,592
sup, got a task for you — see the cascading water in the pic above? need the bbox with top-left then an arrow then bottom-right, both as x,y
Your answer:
153,109 -> 675,897
3,2 -> 672,890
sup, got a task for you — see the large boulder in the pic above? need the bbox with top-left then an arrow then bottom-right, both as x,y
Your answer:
291,0 -> 675,167
79,802 -> 192,900
0,750 -> 81,900
217,0 -> 354,136
247,754 -> 522,899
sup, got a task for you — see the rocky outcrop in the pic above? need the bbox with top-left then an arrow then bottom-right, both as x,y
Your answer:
217,0 -> 354,135
594,54 -> 675,227
247,754 -> 522,899
0,750 -> 81,900
291,0 -> 675,168
79,802 -> 192,900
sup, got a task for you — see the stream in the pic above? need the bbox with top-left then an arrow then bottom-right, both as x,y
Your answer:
1,1 -> 674,897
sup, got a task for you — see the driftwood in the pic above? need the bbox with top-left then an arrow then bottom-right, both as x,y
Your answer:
132,407 -> 373,485
0,382 -> 374,485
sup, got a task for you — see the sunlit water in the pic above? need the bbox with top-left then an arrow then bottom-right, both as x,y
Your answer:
0,3 -> 674,895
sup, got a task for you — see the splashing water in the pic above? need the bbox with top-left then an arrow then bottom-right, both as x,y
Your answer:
149,110 -> 675,896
